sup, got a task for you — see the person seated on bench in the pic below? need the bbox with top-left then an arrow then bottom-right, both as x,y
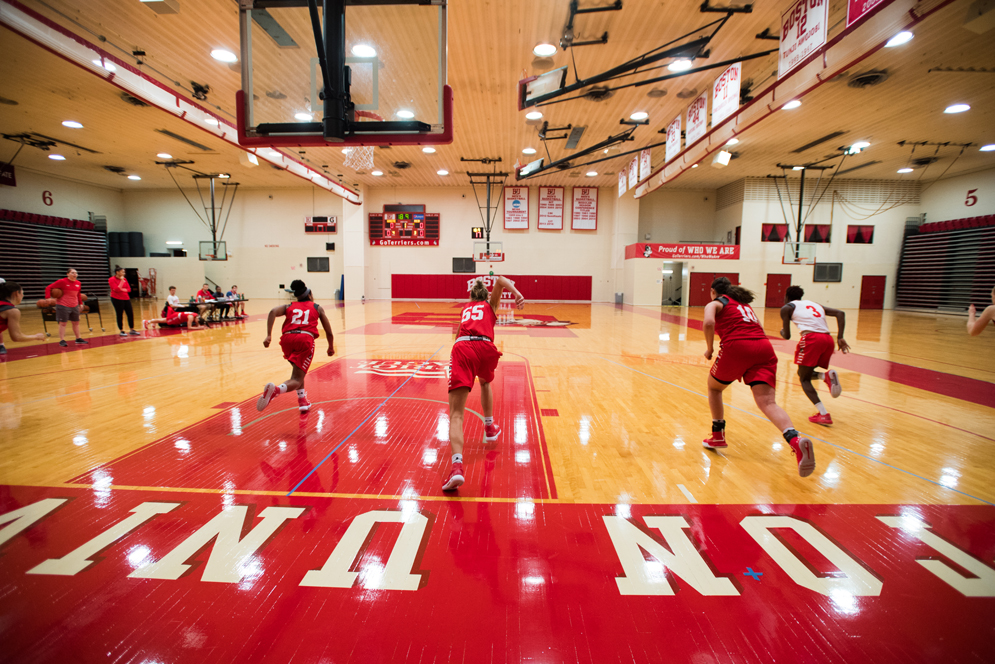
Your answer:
227,285 -> 245,318
196,283 -> 214,320
214,286 -> 231,319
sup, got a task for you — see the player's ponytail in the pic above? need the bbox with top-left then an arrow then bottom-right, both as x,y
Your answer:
711,276 -> 755,304
470,279 -> 488,302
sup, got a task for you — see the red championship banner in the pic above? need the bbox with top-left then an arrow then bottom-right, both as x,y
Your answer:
625,243 -> 740,260
628,157 -> 638,189
639,149 -> 652,182
571,187 -> 598,230
665,116 -> 682,163
618,170 -> 627,197
779,0 -> 829,78
538,186 -> 564,229
504,186 -> 529,229
711,62 -> 741,127
686,92 -> 708,146
847,0 -> 889,27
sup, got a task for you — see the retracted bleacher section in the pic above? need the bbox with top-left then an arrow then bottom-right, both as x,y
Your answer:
0,209 -> 110,299
896,214 -> 995,312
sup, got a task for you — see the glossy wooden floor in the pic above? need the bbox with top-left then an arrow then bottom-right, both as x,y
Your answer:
2,298 -> 992,507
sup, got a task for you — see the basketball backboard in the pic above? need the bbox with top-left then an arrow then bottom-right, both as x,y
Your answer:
199,241 -> 228,261
237,0 -> 452,147
783,241 -> 817,265
473,241 -> 505,262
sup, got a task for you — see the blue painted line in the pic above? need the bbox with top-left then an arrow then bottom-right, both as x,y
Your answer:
287,346 -> 444,496
600,356 -> 995,507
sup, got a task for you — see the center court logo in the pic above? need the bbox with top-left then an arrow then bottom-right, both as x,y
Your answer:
354,360 -> 447,378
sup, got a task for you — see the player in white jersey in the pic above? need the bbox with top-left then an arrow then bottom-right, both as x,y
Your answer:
779,286 -> 850,426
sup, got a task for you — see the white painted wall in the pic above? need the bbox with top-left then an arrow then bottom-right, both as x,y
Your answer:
0,167 -> 124,226
637,188 -> 718,243
920,167 -> 995,221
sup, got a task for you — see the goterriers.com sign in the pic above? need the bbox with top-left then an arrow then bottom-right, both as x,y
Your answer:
625,243 -> 740,260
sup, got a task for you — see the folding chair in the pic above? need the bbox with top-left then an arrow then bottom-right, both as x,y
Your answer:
82,294 -> 106,332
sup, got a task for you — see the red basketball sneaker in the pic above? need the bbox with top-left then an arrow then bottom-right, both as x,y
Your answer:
442,462 -> 465,491
256,382 -> 276,412
485,423 -> 501,442
788,436 -> 816,477
825,369 -> 842,398
702,431 -> 727,449
808,412 -> 833,426
298,391 -> 311,413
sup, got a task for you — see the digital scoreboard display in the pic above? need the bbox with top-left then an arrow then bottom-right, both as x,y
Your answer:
369,204 -> 440,246
383,212 -> 426,239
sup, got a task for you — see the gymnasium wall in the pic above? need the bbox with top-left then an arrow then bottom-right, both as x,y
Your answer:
363,186 -> 618,301
920,167 -> 995,222
637,188 -> 718,243
0,167 -> 124,228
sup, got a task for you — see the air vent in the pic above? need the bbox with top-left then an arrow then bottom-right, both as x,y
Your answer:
646,88 -> 667,98
676,88 -> 699,99
103,165 -> 126,174
792,131 -> 847,153
912,156 -> 939,167
0,95 -> 19,105
836,160 -> 882,175
120,92 -> 148,107
388,170 -> 401,177
584,86 -> 614,102
556,161 -> 574,170
154,128 -> 212,151
266,90 -> 287,100
847,70 -> 889,88
566,126 -> 586,149
393,161 -> 411,169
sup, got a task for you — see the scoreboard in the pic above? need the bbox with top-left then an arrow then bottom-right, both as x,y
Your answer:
369,204 -> 440,246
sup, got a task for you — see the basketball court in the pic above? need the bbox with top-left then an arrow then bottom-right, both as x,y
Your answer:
2,0 -> 995,661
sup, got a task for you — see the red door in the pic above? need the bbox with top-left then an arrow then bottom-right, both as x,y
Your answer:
860,275 -> 886,309
689,273 -> 740,306
765,274 -> 792,308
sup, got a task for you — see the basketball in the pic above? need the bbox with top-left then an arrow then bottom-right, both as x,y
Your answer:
81,305 -> 90,314
80,293 -> 88,303
36,299 -> 50,308
51,288 -> 63,298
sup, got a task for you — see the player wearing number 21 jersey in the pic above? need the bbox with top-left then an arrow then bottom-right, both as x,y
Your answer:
702,277 -> 816,478
779,286 -> 850,427
442,275 -> 526,492
257,279 -> 335,414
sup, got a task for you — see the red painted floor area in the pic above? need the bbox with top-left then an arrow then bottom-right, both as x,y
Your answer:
1,486 -> 993,663
71,358 -> 555,500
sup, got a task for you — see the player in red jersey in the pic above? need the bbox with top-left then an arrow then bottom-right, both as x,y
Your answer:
779,286 -> 850,426
257,279 -> 335,413
442,275 -> 525,491
143,305 -> 203,330
0,281 -> 46,354
967,286 -> 995,335
702,277 -> 815,477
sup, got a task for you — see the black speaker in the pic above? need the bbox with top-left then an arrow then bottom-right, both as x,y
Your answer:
128,231 -> 144,257
326,242 -> 335,251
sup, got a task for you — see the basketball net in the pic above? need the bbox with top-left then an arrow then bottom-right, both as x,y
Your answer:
342,110 -> 382,172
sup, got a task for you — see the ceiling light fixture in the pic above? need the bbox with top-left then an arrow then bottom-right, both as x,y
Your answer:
533,43 -> 557,57
851,141 -> 871,149
782,100 -> 802,110
48,154 -> 65,161
726,138 -> 739,146
396,110 -> 415,119
165,241 -> 183,245
62,120 -> 83,129
630,111 -> 648,121
897,167 -> 913,173
586,171 -> 598,177
92,59 -> 116,72
342,148 -> 353,154
128,175 -> 142,180
156,153 -> 172,159
294,112 -> 313,121
204,118 -> 218,125
525,111 -> 543,120
217,173 -> 230,179
351,44 -> 377,58
691,164 -> 698,168
437,169 -> 449,176
422,147 -> 436,153
211,49 -> 238,63
371,170 -> 383,176
885,31 -> 913,47
980,144 -> 995,152
522,147 -> 537,155
792,166 -> 804,171
668,58 -> 692,72
944,103 -> 970,114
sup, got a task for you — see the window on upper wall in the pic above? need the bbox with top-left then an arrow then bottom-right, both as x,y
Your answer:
761,223 -> 789,242
847,225 -> 875,243
803,224 -> 832,243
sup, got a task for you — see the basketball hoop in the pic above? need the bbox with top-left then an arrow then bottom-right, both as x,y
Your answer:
342,110 -> 382,172
473,241 -> 505,262
783,241 -> 817,265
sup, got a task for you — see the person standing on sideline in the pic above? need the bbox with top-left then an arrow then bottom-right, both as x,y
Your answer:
443,276 -> 526,491
257,279 -> 335,413
0,281 -> 46,353
45,268 -> 87,347
779,286 -> 849,425
109,267 -> 140,336
967,286 -> 995,335
702,276 -> 815,477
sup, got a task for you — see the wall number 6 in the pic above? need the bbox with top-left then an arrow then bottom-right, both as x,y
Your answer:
966,189 -> 978,207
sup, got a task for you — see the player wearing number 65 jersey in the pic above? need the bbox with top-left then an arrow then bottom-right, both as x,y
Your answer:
257,279 -> 335,413
779,286 -> 850,427
702,277 -> 815,477
442,275 -> 525,491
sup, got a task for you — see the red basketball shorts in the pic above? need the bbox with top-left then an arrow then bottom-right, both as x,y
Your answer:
710,339 -> 778,387
448,340 -> 502,392
280,333 -> 316,374
794,332 -> 834,369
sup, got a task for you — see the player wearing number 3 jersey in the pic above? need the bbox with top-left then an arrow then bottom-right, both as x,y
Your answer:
702,277 -> 816,477
442,275 -> 526,491
779,286 -> 849,426
257,279 -> 335,413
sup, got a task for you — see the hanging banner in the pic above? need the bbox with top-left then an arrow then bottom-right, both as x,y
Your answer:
779,0 -> 829,78
625,243 -> 740,260
711,62 -> 741,127
628,157 -> 639,189
847,0 -> 889,27
686,92 -> 708,147
538,186 -> 564,229
639,149 -> 652,182
571,186 -> 598,230
503,186 -> 529,229
618,171 -> 627,197
665,116 -> 682,163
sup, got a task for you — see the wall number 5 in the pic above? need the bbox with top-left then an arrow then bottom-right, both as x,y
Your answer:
965,189 -> 978,207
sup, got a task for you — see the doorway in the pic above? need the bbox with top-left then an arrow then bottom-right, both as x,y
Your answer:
860,275 -> 886,309
765,274 -> 792,308
689,272 -> 740,306
661,261 -> 684,305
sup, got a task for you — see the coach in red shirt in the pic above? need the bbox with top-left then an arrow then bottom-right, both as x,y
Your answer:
109,266 -> 140,336
45,268 -> 86,347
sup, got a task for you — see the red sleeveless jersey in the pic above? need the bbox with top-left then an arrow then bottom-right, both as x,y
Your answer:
0,301 -> 13,334
456,301 -> 497,340
282,301 -> 320,338
714,295 -> 767,343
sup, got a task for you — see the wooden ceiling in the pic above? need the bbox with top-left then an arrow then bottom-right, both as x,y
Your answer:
1,0 -> 993,196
